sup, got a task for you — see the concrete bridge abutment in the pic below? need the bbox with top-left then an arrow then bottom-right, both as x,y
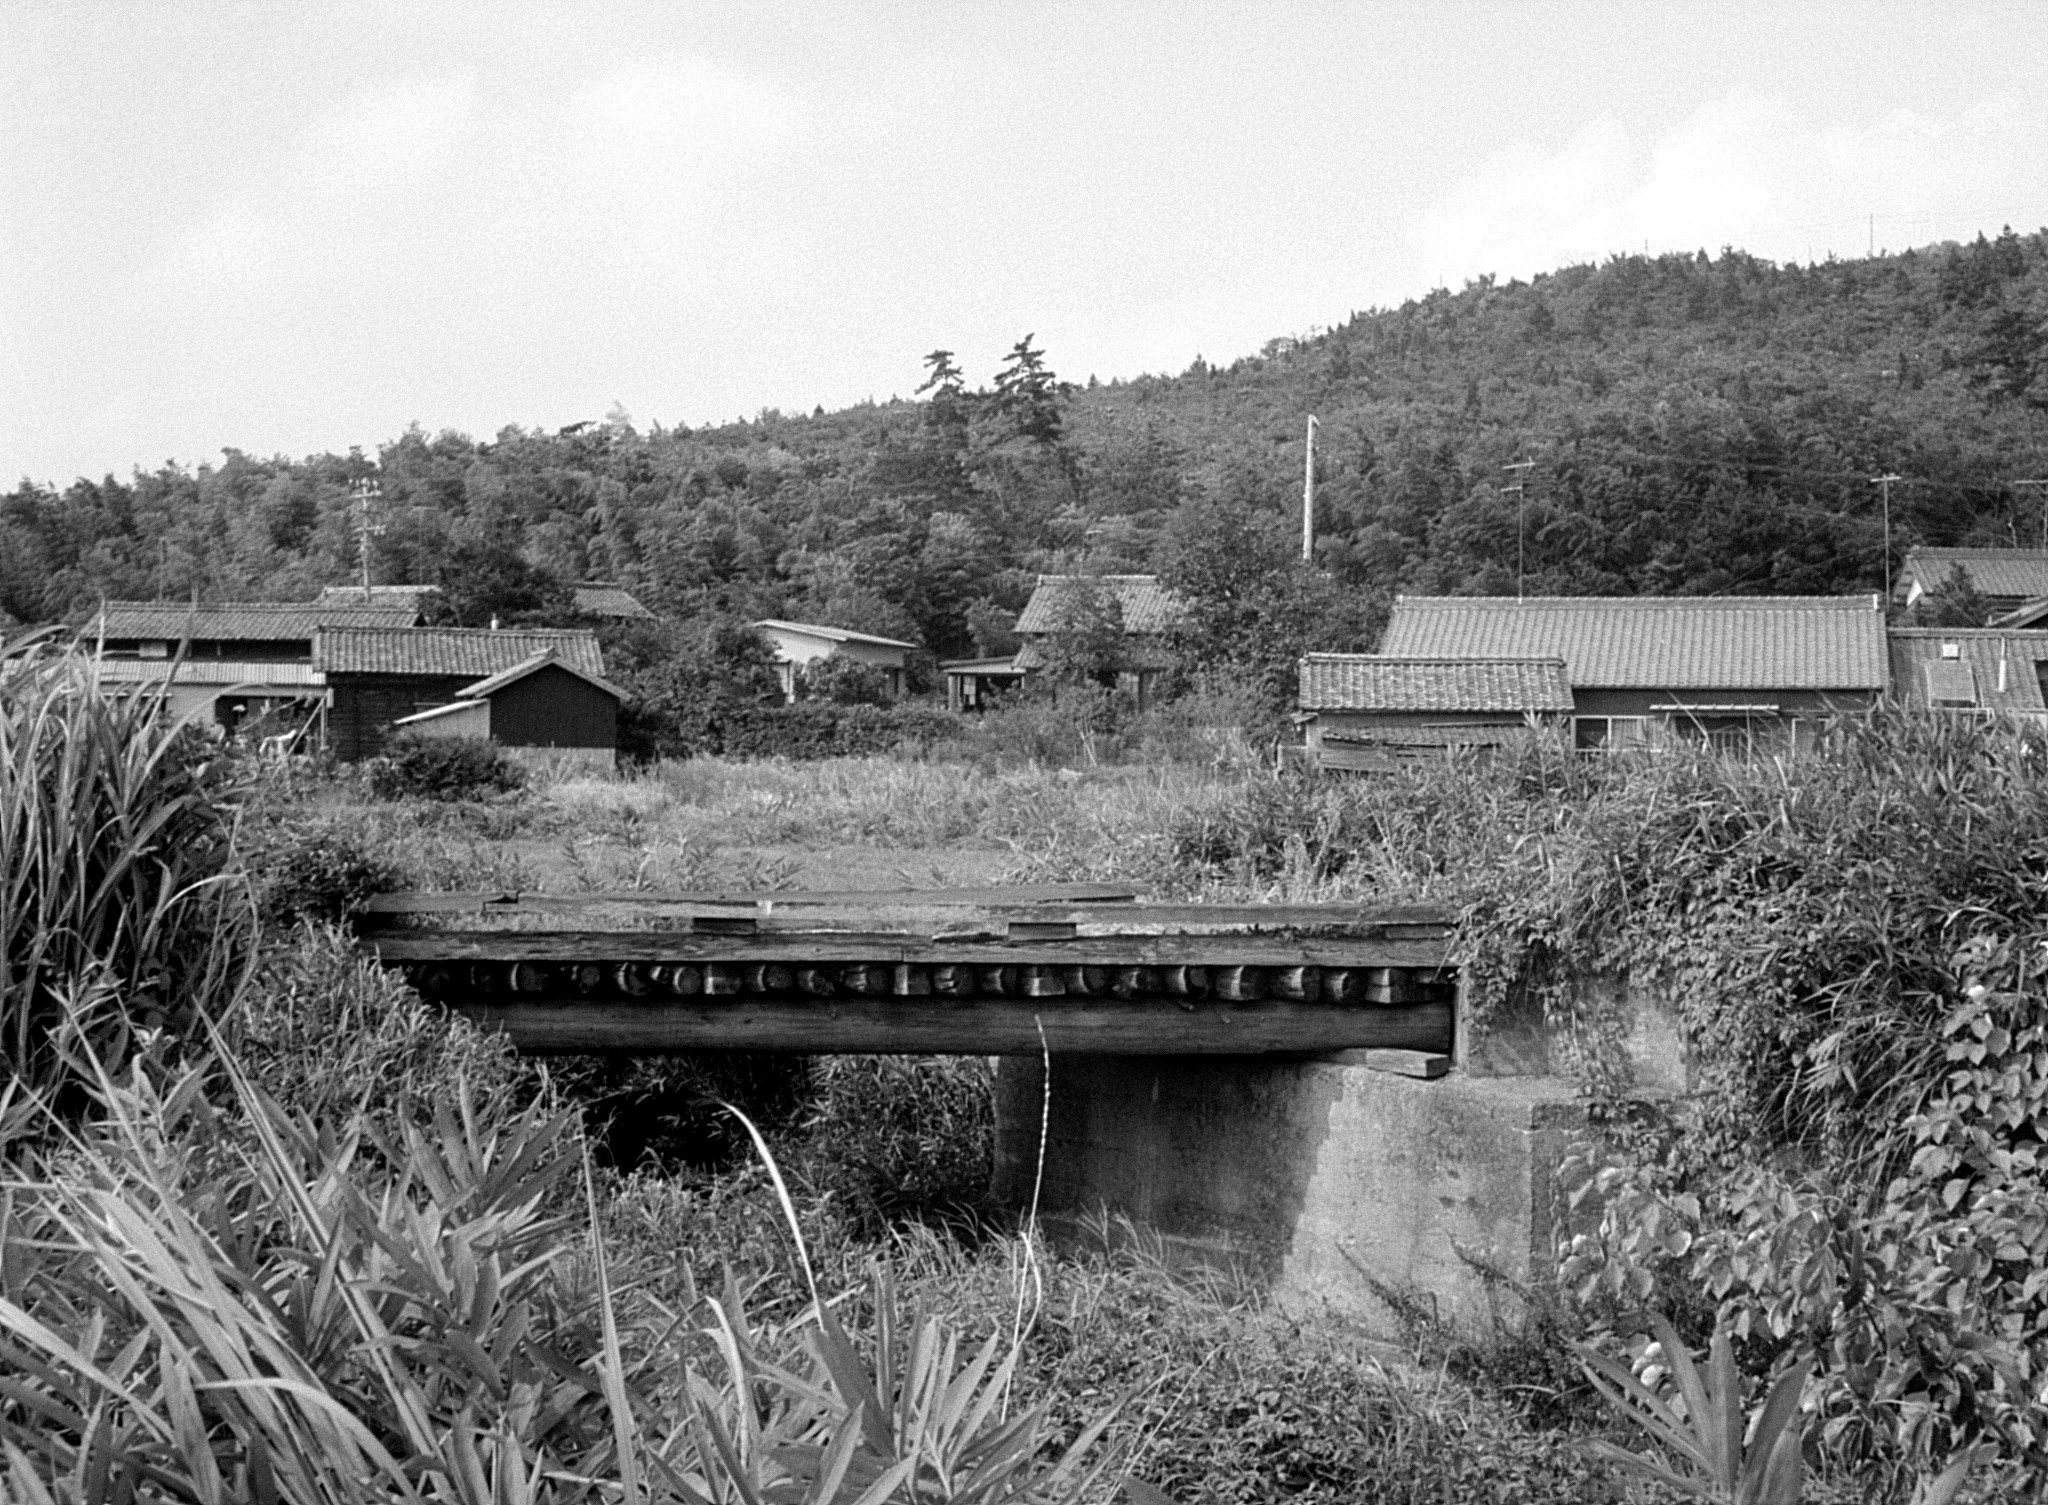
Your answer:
991,974 -> 1690,1336
992,1054 -> 1586,1337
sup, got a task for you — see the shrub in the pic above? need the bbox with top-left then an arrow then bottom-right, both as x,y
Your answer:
794,1055 -> 996,1236
369,731 -> 526,801
652,701 -> 964,760
0,636 -> 254,1105
252,820 -> 405,928
238,926 -> 529,1128
546,1050 -> 813,1173
796,655 -> 894,705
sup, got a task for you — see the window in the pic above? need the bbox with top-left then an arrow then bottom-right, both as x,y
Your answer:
1574,716 -> 1649,752
1924,661 -> 1977,708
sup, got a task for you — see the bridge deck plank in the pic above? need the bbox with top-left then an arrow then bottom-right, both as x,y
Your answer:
366,930 -> 1451,969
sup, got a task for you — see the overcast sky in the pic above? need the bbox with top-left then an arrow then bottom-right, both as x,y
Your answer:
4,2 -> 2045,487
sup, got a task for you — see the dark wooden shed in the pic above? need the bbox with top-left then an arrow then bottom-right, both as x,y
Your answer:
316,627 -> 608,761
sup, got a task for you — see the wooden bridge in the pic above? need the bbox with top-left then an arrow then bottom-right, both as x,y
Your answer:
360,885 -> 1459,1058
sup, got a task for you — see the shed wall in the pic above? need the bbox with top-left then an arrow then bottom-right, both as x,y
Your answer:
487,665 -> 617,750
329,674 -> 472,760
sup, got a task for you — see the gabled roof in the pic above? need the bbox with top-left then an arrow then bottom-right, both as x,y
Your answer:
1299,655 -> 1573,713
457,650 -> 625,702
1015,575 -> 1187,635
1381,596 -> 1889,691
96,601 -> 420,640
1887,629 -> 2048,715
313,584 -> 443,610
1899,548 -> 2048,604
754,619 -> 917,650
316,626 -> 605,678
1993,596 -> 2048,629
938,656 -> 1022,674
572,583 -> 654,619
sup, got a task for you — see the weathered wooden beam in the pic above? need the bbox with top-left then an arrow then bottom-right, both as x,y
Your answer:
365,929 -> 1451,969
359,882 -> 1146,922
444,997 -> 1455,1055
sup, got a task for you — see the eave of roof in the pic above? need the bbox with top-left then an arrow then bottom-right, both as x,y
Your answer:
1299,653 -> 1574,713
753,619 -> 917,649
457,650 -> 626,702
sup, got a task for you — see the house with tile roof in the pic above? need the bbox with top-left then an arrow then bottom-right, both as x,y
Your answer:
1011,574 -> 1187,708
316,626 -> 607,760
754,619 -> 917,702
90,599 -> 422,736
1888,628 -> 2048,720
1297,655 -> 1573,771
1374,595 -> 1889,753
1895,548 -> 2048,620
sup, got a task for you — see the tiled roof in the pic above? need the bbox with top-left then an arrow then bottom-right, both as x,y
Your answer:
1381,596 -> 1888,690
1887,629 -> 2048,714
317,627 -> 604,678
97,601 -> 419,640
572,584 -> 654,619
1299,655 -> 1573,713
1994,597 -> 2048,629
459,650 -> 625,702
754,619 -> 917,649
314,584 -> 443,609
88,660 -> 326,687
1015,575 -> 1187,635
1900,548 -> 2048,603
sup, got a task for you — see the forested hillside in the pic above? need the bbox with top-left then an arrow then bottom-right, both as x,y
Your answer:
7,230 -> 2046,671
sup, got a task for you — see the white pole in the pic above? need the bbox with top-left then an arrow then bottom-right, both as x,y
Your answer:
1302,415 -> 1317,563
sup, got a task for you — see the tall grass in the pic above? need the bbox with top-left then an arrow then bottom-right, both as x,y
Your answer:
0,1042 -> 1132,1503
0,636 -> 253,1107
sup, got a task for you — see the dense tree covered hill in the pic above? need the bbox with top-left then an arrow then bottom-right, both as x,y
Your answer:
5,230 -> 2045,664
1073,228 -> 2048,600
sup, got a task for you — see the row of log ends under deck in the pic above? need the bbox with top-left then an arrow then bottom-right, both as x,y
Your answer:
372,948 -> 1455,1056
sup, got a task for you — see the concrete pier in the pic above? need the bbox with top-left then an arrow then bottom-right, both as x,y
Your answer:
992,1054 -> 1585,1335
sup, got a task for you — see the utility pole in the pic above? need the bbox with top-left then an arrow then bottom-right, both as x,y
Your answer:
1503,460 -> 1535,600
2014,479 -> 2048,553
351,477 -> 385,602
1871,473 -> 1902,602
1302,416 -> 1318,563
